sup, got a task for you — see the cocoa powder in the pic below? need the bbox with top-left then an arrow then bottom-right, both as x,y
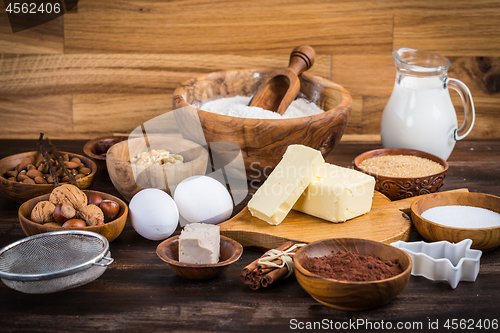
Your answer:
301,251 -> 403,282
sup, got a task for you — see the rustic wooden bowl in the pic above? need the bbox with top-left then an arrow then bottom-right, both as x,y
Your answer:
83,136 -> 127,169
411,192 -> 500,252
0,151 -> 97,203
156,235 -> 243,280
354,148 -> 448,201
173,69 -> 351,181
18,190 -> 128,242
294,238 -> 412,311
106,136 -> 209,202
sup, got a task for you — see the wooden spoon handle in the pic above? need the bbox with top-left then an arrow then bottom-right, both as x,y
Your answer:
287,45 -> 315,76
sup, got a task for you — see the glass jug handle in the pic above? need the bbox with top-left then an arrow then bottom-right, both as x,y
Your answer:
445,78 -> 476,141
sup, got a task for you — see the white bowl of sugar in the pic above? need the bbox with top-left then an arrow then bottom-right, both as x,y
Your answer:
410,192 -> 500,252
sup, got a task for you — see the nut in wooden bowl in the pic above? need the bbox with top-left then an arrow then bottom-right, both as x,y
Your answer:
156,235 -> 243,280
173,69 -> 351,181
0,151 -> 97,203
294,238 -> 412,311
83,136 -> 127,169
18,190 -> 128,242
354,148 -> 448,201
411,192 -> 500,252
106,136 -> 209,202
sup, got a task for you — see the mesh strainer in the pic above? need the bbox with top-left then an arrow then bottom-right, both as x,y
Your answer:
0,230 -> 113,294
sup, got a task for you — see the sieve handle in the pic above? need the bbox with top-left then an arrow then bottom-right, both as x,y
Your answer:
93,256 -> 114,267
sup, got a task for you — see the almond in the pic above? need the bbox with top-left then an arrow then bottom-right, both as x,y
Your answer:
18,157 -> 33,172
26,169 -> 43,179
22,178 -> 36,185
34,176 -> 47,184
79,167 -> 91,175
64,161 -> 80,169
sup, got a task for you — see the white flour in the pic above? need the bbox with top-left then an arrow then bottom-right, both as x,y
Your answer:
200,96 -> 324,119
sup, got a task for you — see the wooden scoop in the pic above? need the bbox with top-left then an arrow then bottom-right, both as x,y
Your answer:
248,45 -> 316,115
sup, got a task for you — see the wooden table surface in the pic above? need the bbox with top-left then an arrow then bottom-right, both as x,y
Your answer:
0,139 -> 499,332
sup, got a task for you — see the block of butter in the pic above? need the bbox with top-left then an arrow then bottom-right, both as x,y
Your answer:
293,163 -> 375,222
179,223 -> 220,264
248,145 -> 324,225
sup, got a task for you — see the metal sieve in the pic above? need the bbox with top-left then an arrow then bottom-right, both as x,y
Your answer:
0,230 -> 113,294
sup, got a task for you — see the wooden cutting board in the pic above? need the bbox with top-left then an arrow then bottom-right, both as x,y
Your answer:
220,189 -> 468,250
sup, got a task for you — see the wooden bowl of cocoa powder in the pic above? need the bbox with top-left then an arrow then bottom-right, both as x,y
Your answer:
0,151 -> 97,203
294,238 -> 412,311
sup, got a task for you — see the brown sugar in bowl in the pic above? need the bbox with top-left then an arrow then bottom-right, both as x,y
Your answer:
354,148 -> 448,201
18,190 -> 128,242
294,238 -> 412,311
172,69 -> 351,181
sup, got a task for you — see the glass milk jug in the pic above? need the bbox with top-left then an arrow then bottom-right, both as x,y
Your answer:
381,48 -> 475,160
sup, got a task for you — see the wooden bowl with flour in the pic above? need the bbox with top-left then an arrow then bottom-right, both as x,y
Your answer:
172,70 -> 351,181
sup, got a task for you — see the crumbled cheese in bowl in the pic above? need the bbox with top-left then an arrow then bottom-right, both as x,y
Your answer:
130,149 -> 183,166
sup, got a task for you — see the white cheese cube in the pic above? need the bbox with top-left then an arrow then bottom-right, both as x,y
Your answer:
293,163 -> 375,222
247,145 -> 325,225
179,223 -> 220,264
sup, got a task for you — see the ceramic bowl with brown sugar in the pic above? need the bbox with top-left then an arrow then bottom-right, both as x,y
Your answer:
294,238 -> 412,311
156,235 -> 243,280
18,190 -> 128,242
354,148 -> 448,201
173,69 -> 351,181
411,191 -> 500,252
0,151 -> 97,203
83,136 -> 127,169
106,136 -> 209,202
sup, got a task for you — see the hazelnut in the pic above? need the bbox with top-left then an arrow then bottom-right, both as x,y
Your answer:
53,203 -> 77,223
31,201 -> 55,224
62,219 -> 87,228
88,194 -> 103,206
78,204 -> 104,226
99,200 -> 120,222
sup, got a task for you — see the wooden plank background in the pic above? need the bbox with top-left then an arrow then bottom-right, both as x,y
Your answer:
0,0 -> 499,140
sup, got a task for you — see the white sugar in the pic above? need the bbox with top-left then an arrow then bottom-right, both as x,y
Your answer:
421,205 -> 500,229
200,96 -> 324,119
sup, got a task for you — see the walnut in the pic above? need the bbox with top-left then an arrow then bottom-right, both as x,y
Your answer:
49,184 -> 87,211
78,204 -> 104,226
30,201 -> 55,224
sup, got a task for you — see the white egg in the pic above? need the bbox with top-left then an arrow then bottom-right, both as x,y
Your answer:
174,175 -> 233,225
129,188 -> 179,241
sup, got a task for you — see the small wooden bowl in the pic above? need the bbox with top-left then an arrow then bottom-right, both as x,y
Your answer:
294,238 -> 412,311
0,151 -> 97,203
18,190 -> 128,242
106,136 -> 209,202
173,69 -> 351,181
83,136 -> 127,169
354,148 -> 448,201
411,192 -> 500,252
156,235 -> 243,280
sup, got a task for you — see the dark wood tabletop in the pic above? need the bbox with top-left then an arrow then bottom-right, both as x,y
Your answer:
0,139 -> 499,333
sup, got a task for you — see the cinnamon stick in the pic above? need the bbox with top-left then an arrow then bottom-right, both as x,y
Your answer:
261,266 -> 290,288
240,241 -> 294,283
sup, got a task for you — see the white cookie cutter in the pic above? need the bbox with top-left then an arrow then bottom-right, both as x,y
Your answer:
390,239 -> 482,289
